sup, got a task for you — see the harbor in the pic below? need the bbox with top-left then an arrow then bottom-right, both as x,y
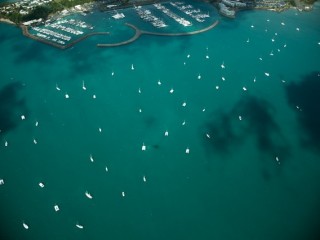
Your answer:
1,1 -> 320,240
18,0 -> 219,49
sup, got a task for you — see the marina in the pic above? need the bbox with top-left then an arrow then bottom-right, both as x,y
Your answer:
19,1 -> 218,49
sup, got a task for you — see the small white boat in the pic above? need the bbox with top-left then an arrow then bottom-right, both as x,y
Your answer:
122,191 -> 125,197
157,80 -> 162,85
131,64 -> 134,70
242,87 -> 247,91
182,120 -> 186,126
82,81 -> 86,90
55,84 -> 61,91
143,176 -> 147,182
187,54 -> 190,58
182,102 -> 186,107
85,191 -> 93,199
197,74 -> 201,80
23,222 -> 29,229
105,166 -> 108,172
4,141 -> 8,147
39,182 -> 45,188
35,121 -> 39,127
33,139 -> 37,145
76,224 -> 84,229
185,148 -> 190,154
98,128 -> 102,132
206,133 -> 210,138
164,130 -> 169,136
65,93 -> 69,99
54,205 -> 60,212
239,115 -> 242,121
222,77 -> 225,81
0,179 -> 4,185
221,62 -> 225,69
89,154 -> 94,162
169,88 -> 174,94
112,12 -> 125,19
21,115 -> 26,120
215,86 -> 219,90
141,143 -> 146,151
264,72 -> 270,77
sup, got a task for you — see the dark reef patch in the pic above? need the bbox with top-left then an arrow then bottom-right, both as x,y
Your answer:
286,71 -> 320,152
0,82 -> 28,135
203,95 -> 290,162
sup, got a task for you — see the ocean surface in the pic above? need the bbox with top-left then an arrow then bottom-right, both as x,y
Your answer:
1,1 -> 320,239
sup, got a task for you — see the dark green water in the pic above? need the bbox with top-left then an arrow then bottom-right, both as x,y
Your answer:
1,1 -> 320,239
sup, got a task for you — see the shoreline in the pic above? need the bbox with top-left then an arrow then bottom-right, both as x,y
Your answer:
0,18 -> 16,25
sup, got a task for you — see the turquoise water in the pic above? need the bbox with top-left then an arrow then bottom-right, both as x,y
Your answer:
1,1 -> 320,239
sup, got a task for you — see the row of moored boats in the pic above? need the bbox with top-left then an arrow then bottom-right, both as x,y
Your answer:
32,18 -> 94,45
134,6 -> 167,28
170,1 -> 210,23
153,3 -> 192,27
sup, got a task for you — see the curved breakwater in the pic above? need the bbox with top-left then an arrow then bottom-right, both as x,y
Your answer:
97,20 -> 219,48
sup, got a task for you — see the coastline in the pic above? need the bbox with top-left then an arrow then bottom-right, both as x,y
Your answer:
0,18 -> 15,25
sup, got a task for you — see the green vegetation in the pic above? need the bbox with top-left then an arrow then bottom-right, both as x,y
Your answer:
55,0 -> 94,8
0,0 -> 97,24
22,5 -> 53,21
301,0 -> 316,4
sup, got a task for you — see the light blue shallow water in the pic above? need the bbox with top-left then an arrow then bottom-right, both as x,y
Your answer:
1,1 -> 320,239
